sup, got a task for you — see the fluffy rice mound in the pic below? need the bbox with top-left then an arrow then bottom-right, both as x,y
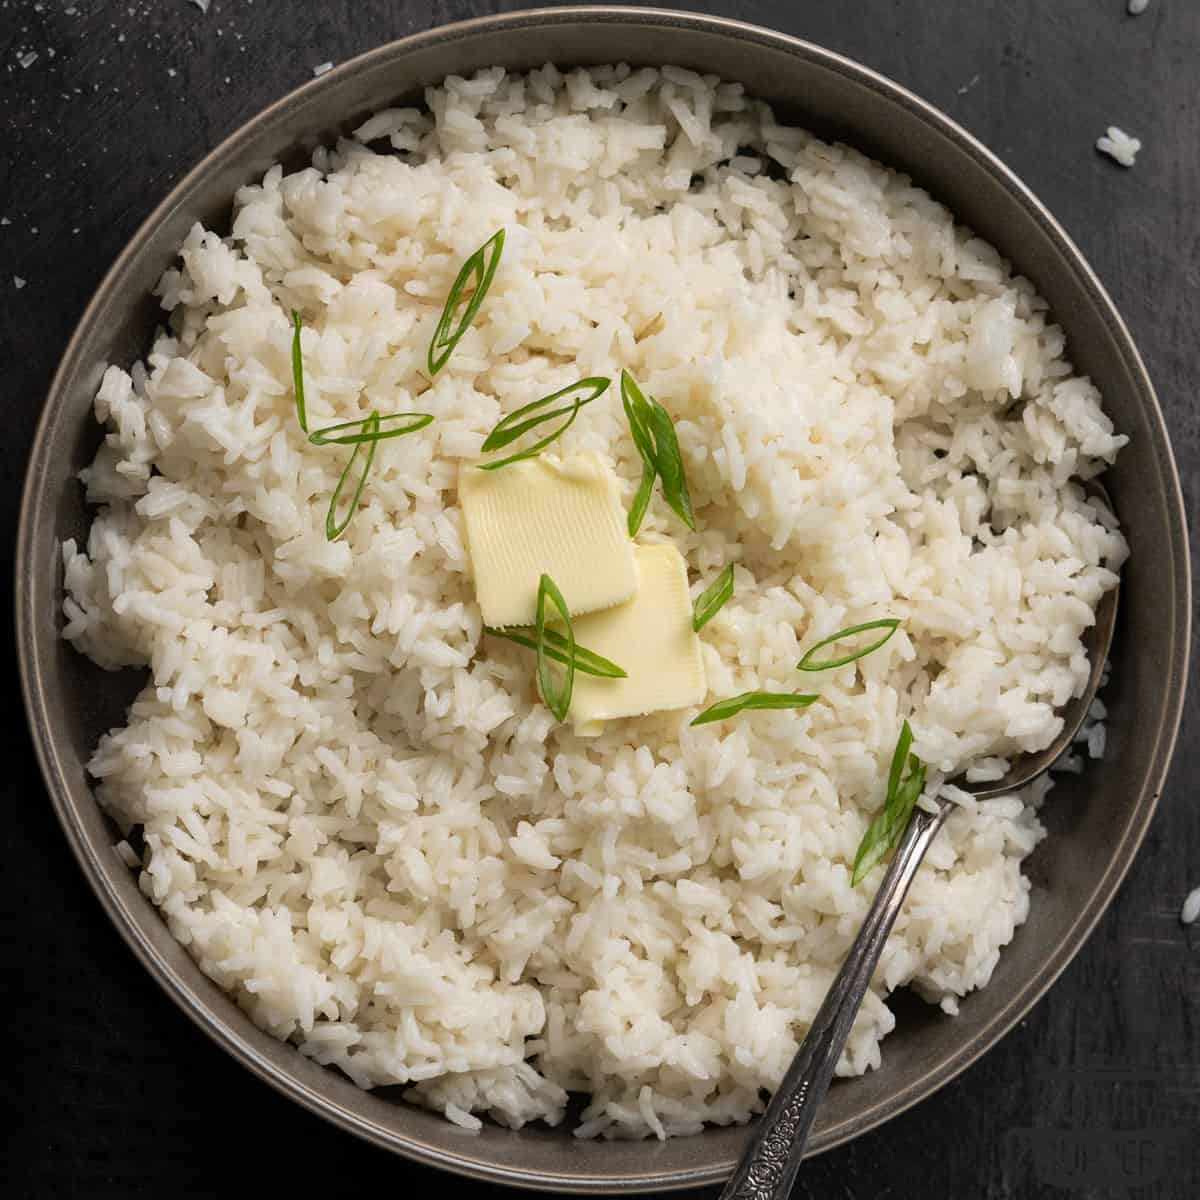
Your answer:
61,65 -> 1127,1138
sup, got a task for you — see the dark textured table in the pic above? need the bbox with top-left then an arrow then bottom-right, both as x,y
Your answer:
3,2 -> 1197,1197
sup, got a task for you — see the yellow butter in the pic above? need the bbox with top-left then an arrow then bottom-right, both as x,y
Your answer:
459,452 -> 637,628
569,543 -> 706,731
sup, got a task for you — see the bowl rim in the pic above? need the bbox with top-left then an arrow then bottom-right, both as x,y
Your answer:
15,5 -> 1191,1193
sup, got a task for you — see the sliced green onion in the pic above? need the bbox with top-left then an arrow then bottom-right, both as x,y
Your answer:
627,461 -> 655,537
310,412 -> 434,445
428,229 -> 505,376
621,370 -> 658,465
850,720 -> 927,886
291,310 -> 308,433
619,370 -> 695,532
622,370 -> 659,536
325,411 -> 380,540
482,378 -> 610,452
535,574 -> 575,721
647,396 -> 695,530
690,691 -> 817,726
485,627 -> 626,678
797,619 -> 901,671
693,563 -> 734,632
478,377 -> 610,470
886,718 -> 914,805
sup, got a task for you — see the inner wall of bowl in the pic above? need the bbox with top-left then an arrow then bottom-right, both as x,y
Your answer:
30,10 -> 1181,1191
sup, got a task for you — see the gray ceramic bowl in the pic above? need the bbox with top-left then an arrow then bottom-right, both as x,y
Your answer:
16,6 -> 1191,1194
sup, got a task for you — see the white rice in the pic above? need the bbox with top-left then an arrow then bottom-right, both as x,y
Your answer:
1182,887 -> 1200,927
115,838 -> 141,868
1127,0 -> 1149,15
1096,125 -> 1141,167
61,65 -> 1127,1139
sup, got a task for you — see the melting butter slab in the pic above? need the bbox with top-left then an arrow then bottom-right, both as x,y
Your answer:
569,543 -> 706,732
459,452 -> 637,628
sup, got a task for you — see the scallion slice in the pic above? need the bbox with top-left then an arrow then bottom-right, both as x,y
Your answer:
692,563 -> 734,632
291,310 -> 308,433
797,618 -> 901,671
620,369 -> 695,532
310,412 -> 434,445
690,690 -> 817,726
485,626 -> 626,678
647,395 -> 695,529
535,573 -> 575,721
325,411 -> 380,540
622,370 -> 659,536
850,720 -> 927,886
427,229 -> 505,376
478,377 -> 610,470
627,461 -> 655,537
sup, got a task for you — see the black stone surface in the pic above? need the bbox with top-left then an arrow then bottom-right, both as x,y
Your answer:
2,2 -> 1197,1197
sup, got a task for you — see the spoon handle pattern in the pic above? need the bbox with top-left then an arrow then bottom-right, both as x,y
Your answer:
720,801 -> 952,1200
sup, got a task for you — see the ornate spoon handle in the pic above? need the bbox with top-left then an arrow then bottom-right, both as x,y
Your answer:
719,801 -> 951,1200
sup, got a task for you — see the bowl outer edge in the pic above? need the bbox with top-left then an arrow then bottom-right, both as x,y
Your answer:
15,5 -> 1192,1192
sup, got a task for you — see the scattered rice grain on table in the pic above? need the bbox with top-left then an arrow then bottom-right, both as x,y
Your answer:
1097,125 -> 1141,166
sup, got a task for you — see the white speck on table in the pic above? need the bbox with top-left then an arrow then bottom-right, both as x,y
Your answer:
1182,886 -> 1200,926
312,61 -> 334,77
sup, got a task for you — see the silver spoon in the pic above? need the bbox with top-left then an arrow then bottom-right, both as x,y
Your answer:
720,487 -> 1120,1200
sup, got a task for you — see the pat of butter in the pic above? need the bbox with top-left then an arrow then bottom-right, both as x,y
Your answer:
569,543 -> 706,732
459,452 -> 637,627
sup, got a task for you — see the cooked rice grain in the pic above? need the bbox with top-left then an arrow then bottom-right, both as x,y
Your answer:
1097,125 -> 1141,167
